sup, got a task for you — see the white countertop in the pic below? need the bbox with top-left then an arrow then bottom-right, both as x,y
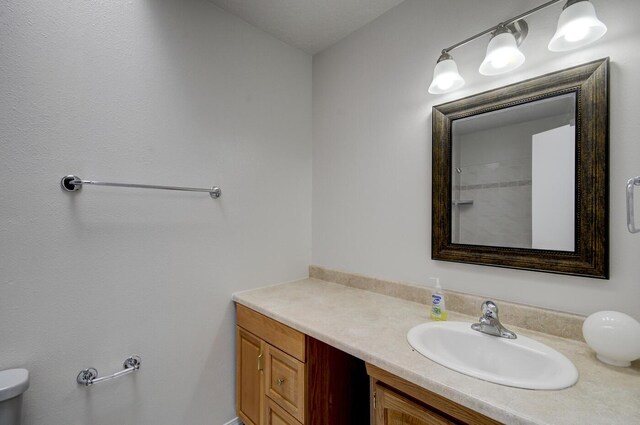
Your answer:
233,278 -> 640,425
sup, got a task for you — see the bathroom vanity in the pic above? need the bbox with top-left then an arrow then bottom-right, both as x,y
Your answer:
234,274 -> 640,425
236,303 -> 497,425
235,304 -> 369,425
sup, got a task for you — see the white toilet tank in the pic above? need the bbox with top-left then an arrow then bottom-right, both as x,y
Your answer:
0,369 -> 29,425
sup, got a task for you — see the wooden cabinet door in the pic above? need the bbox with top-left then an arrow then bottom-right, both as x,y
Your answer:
237,327 -> 265,425
375,384 -> 458,425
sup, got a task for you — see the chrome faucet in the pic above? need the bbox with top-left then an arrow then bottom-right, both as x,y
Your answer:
471,301 -> 517,339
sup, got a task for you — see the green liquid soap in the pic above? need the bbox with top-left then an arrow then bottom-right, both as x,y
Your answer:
430,277 -> 448,321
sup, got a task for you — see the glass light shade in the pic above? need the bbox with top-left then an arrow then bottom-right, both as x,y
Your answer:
583,311 -> 640,367
428,58 -> 465,94
548,1 -> 607,52
479,31 -> 525,76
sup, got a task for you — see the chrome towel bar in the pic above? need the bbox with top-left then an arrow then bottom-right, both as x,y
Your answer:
61,175 -> 222,199
77,355 -> 141,386
627,176 -> 640,234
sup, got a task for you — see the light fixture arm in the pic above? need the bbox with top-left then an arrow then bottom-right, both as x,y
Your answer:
436,52 -> 453,63
563,0 -> 585,10
441,0 -> 566,54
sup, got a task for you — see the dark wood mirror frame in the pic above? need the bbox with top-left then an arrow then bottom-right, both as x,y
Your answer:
432,58 -> 609,279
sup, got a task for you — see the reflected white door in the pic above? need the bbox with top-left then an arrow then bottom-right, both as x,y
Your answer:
532,125 -> 575,251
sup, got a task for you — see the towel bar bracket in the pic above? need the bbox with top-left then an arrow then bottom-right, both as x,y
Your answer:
627,176 -> 640,234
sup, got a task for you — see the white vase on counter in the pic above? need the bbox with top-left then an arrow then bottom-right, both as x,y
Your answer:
583,311 -> 640,367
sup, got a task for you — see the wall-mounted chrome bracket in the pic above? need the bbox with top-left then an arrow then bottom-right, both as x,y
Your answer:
77,355 -> 142,386
627,177 -> 640,234
507,20 -> 529,46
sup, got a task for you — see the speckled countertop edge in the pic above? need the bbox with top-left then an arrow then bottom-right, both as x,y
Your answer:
233,278 -> 640,425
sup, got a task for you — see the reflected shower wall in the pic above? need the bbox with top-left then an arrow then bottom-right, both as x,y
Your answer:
455,158 -> 533,248
452,101 -> 575,249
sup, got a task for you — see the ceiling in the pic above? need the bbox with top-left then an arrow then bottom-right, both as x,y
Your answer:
208,0 -> 407,54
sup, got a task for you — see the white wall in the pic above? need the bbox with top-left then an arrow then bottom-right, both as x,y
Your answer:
0,1 -> 311,424
312,0 -> 640,318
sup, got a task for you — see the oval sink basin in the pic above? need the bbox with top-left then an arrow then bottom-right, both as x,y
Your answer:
407,321 -> 578,390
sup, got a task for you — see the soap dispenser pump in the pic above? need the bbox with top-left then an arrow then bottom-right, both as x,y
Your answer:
430,277 -> 447,321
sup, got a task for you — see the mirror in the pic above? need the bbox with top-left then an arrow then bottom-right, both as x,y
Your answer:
432,58 -> 609,278
452,93 -> 576,251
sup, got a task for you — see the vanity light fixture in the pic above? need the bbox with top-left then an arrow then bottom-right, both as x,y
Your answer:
428,0 -> 607,94
428,52 -> 466,94
479,23 -> 527,76
548,0 -> 607,52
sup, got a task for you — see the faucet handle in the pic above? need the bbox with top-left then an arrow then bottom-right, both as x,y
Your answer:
481,300 -> 498,319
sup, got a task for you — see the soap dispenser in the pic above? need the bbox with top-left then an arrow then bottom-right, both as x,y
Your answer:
430,277 -> 447,321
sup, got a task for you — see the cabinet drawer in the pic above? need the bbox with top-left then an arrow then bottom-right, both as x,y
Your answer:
237,304 -> 306,362
265,397 -> 303,425
265,344 -> 306,423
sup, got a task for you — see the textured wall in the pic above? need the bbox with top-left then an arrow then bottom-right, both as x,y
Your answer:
312,0 -> 640,317
0,1 -> 311,424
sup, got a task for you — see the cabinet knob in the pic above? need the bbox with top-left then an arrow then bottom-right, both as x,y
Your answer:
276,378 -> 285,386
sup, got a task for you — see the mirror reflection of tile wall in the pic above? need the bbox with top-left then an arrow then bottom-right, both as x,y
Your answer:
457,159 -> 532,248
451,94 -> 575,250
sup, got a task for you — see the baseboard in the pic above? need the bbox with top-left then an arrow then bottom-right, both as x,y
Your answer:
223,418 -> 242,425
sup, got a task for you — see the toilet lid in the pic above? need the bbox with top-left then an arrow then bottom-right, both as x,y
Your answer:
0,369 -> 29,402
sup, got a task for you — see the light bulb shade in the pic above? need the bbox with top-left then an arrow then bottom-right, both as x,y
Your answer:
548,1 -> 607,52
583,311 -> 640,367
479,31 -> 525,76
428,58 -> 465,94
